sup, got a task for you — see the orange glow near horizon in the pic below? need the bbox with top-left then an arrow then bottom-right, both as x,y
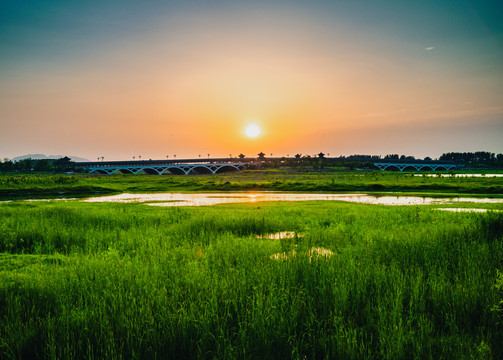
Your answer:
1,2 -> 502,160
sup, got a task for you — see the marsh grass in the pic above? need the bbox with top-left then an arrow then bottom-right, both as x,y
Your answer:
0,201 -> 502,359
1,171 -> 503,200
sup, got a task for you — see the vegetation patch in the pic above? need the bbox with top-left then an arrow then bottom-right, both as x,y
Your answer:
1,171 -> 503,200
0,201 -> 502,359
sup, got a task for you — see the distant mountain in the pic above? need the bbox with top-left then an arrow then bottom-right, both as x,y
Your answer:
11,154 -> 89,162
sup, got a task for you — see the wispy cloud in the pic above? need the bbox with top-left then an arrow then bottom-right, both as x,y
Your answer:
425,46 -> 435,51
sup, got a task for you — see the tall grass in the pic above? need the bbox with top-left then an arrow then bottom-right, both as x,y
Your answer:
1,171 -> 503,200
0,201 -> 502,359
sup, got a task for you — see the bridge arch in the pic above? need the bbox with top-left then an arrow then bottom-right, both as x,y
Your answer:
383,165 -> 400,171
160,168 -> 175,175
215,165 -> 240,174
168,167 -> 186,175
403,165 -> 419,172
190,166 -> 213,175
141,168 -> 160,175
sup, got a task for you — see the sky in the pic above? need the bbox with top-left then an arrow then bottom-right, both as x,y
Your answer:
1,0 -> 502,161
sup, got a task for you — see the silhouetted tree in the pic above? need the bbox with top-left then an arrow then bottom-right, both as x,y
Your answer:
55,156 -> 74,172
439,151 -> 500,168
34,159 -> 52,171
0,159 -> 13,171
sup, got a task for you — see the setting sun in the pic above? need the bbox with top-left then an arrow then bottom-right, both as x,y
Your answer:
244,123 -> 261,138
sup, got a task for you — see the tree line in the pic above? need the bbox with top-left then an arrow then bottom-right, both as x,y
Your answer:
244,151 -> 503,170
2,151 -> 503,172
0,157 -> 79,172
439,152 -> 503,167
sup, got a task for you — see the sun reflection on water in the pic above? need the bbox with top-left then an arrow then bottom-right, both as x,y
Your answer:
82,192 -> 503,207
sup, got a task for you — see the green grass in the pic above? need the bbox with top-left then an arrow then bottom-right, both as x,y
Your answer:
0,200 -> 502,359
1,170 -> 503,200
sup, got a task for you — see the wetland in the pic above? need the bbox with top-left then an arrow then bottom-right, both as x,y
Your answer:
1,171 -> 502,359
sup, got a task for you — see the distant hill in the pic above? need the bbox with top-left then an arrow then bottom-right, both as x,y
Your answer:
11,154 -> 89,162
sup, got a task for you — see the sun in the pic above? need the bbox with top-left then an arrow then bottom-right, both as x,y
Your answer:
244,123 -> 261,138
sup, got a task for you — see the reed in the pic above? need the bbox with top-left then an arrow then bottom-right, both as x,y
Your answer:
0,201 -> 502,359
1,171 -> 503,200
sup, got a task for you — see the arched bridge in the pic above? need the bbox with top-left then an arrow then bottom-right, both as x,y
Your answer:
76,157 -> 462,174
371,160 -> 461,172
77,159 -> 246,175
318,157 -> 461,171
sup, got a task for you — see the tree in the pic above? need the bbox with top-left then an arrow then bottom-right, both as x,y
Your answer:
0,159 -> 13,171
385,154 -> 399,159
257,152 -> 265,160
439,152 -> 497,166
238,154 -> 245,160
34,159 -> 52,171
55,156 -> 74,172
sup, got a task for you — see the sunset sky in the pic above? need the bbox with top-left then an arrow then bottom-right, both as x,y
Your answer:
1,0 -> 502,161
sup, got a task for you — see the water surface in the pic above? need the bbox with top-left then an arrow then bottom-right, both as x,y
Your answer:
414,173 -> 503,177
83,192 -> 503,207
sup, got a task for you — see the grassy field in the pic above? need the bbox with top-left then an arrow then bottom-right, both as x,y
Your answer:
1,199 -> 502,359
1,170 -> 503,199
